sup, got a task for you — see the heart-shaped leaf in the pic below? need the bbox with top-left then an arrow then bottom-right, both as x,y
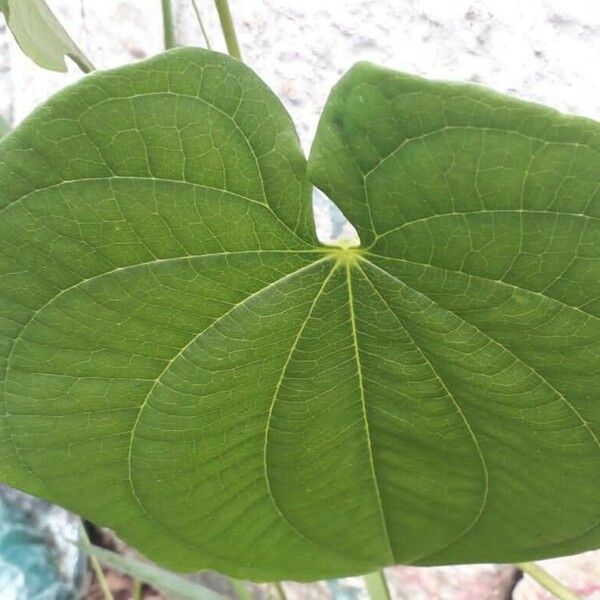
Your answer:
0,48 -> 598,581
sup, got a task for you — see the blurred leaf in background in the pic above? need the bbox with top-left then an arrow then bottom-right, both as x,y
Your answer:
0,0 -> 93,72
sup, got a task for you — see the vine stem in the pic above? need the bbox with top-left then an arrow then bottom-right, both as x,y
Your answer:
161,0 -> 176,49
364,570 -> 392,600
213,0 -> 242,60
191,0 -> 212,49
273,581 -> 287,600
516,562 -> 581,600
229,577 -> 253,600
132,578 -> 142,600
79,524 -> 114,600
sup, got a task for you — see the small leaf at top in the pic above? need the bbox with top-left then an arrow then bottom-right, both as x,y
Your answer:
2,0 -> 93,73
0,49 -> 598,581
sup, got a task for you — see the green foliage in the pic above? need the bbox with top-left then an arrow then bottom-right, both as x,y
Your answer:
0,48 -> 598,581
1,0 -> 93,72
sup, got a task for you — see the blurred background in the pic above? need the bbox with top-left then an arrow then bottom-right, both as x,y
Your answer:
0,1 -> 599,598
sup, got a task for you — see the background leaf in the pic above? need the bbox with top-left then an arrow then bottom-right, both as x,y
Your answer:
1,0 -> 93,72
0,49 -> 599,581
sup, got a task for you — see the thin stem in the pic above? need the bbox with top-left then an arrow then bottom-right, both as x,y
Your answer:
161,0 -> 176,49
213,0 -> 242,60
133,578 -> 143,600
364,570 -> 391,600
517,562 -> 581,600
68,53 -> 94,73
273,581 -> 287,600
191,0 -> 212,49
80,542 -> 224,599
229,578 -> 252,600
79,525 -> 114,600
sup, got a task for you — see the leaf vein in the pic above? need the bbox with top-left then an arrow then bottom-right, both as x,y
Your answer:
357,261 -> 490,561
345,262 -> 395,562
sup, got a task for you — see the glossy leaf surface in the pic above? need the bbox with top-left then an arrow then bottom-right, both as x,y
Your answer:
0,49 -> 598,581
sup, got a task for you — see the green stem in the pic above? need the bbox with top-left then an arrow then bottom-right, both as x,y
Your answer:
229,578 -> 252,600
79,525 -> 114,600
213,0 -> 242,60
161,0 -> 176,49
80,542 -> 224,599
517,562 -> 581,600
191,0 -> 212,49
133,578 -> 143,600
364,570 -> 391,600
69,54 -> 94,73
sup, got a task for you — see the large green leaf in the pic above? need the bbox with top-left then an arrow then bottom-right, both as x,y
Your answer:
0,48 -> 598,581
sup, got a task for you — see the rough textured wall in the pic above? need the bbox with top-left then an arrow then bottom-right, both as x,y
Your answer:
0,1 -> 599,598
2,1 -> 600,141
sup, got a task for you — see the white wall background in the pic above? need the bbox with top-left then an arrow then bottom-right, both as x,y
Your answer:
2,1 -> 600,145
